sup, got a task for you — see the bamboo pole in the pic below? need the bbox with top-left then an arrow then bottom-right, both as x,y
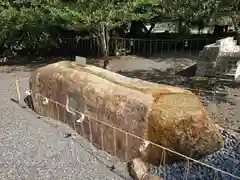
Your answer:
15,77 -> 21,102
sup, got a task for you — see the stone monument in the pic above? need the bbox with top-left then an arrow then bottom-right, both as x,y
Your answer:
196,37 -> 240,79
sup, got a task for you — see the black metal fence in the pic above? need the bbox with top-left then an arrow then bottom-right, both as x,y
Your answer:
52,36 -> 224,58
109,37 -> 212,58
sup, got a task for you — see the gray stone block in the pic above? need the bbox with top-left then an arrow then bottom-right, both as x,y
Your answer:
196,37 -> 240,77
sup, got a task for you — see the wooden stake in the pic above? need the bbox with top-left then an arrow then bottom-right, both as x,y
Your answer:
15,77 -> 21,102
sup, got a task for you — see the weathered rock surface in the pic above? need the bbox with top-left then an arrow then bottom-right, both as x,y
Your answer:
27,61 -> 223,165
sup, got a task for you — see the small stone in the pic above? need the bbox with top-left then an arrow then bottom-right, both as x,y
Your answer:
127,158 -> 164,180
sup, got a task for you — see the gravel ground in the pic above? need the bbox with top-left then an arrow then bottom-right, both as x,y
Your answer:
150,129 -> 240,180
0,70 -> 130,180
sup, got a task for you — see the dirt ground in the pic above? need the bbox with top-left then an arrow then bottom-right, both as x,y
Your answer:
92,55 -> 240,132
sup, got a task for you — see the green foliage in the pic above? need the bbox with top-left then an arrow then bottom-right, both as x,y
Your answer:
0,0 -> 158,56
0,0 -> 238,57
0,0 -> 70,56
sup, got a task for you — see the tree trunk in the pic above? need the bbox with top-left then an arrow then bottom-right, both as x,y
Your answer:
178,20 -> 183,33
0,31 -> 8,56
232,15 -> 240,45
0,39 -> 6,56
100,23 -> 110,69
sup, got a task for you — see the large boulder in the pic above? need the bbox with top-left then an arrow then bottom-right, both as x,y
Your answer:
27,61 -> 223,165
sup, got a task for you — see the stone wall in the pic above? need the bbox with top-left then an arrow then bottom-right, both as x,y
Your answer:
196,37 -> 240,78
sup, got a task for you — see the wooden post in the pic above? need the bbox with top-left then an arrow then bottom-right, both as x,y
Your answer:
15,77 -> 21,102
232,14 -> 240,45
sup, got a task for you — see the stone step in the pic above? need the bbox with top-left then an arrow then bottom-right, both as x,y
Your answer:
229,68 -> 237,74
223,68 -> 236,77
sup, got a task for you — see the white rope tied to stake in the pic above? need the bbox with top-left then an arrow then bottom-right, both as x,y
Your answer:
25,89 -> 48,106
25,89 -> 32,96
25,87 -> 84,122
42,97 -> 49,105
76,112 -> 85,123
139,140 -> 150,153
